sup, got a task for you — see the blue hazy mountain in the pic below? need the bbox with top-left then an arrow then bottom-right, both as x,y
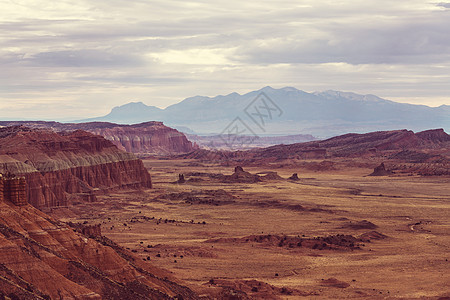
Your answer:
79,87 -> 449,137
81,101 -> 164,123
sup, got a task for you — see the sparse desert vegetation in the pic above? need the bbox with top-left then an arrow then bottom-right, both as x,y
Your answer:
50,159 -> 450,299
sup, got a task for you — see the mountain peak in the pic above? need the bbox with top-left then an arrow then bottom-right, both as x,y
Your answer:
260,86 -> 275,91
76,87 -> 449,135
314,90 -> 386,102
112,101 -> 148,109
280,86 -> 300,92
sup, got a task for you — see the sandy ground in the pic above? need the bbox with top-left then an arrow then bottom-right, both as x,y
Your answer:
50,159 -> 450,299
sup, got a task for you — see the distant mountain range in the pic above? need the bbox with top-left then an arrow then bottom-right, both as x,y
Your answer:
79,86 -> 450,137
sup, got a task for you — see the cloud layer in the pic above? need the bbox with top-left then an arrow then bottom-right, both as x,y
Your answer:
1,0 -> 449,120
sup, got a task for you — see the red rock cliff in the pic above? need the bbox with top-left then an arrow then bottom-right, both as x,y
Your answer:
0,121 -> 195,156
86,121 -> 195,155
0,126 -> 152,208
0,174 -> 27,206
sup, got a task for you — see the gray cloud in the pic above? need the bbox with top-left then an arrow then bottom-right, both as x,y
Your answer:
29,50 -> 144,67
0,0 -> 449,120
437,2 -> 450,8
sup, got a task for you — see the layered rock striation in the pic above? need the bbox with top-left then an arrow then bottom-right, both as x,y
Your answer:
0,121 -> 195,156
86,121 -> 194,155
0,126 -> 152,208
0,174 -> 27,206
0,200 -> 198,299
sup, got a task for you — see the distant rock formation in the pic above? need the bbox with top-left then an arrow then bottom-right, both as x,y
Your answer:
288,173 -> 300,181
177,174 -> 186,184
257,171 -> 283,180
254,129 -> 450,159
320,278 -> 350,289
176,129 -> 450,176
368,163 -> 392,176
87,121 -> 195,155
185,133 -> 316,150
415,128 -> 450,143
359,231 -> 388,241
341,220 -> 378,230
219,166 -> 262,183
0,126 -> 152,208
0,121 -> 195,156
235,166 -> 244,172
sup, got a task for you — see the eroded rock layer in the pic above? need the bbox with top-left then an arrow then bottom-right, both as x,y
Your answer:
0,200 -> 198,299
0,121 -> 195,156
0,126 -> 152,208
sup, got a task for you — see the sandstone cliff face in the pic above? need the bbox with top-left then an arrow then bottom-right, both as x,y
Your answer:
0,126 -> 152,208
0,175 -> 27,206
87,122 -> 194,155
0,201 -> 198,299
0,121 -> 195,156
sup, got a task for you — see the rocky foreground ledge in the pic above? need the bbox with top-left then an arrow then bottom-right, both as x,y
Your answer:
0,199 -> 198,299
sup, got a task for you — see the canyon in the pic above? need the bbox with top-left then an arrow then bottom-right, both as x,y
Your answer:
0,126 -> 200,299
0,124 -> 449,299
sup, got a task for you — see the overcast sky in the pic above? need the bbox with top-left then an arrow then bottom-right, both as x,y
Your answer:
1,0 -> 450,120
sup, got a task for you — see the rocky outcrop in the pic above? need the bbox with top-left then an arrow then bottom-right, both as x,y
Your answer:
288,173 -> 300,181
255,129 -> 450,159
219,166 -> 262,183
176,174 -> 186,184
0,121 -> 195,156
0,174 -> 27,206
82,224 -> 102,238
0,126 -> 152,208
257,171 -> 283,180
368,163 -> 393,176
0,200 -> 198,299
415,128 -> 450,143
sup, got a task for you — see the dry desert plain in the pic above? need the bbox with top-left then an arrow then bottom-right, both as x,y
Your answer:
49,159 -> 450,299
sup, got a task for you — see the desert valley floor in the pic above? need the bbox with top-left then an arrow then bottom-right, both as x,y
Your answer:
49,159 -> 450,299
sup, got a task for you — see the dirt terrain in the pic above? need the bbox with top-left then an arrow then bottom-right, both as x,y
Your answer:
50,159 -> 450,299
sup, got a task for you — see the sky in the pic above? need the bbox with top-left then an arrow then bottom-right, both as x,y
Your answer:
1,0 -> 450,120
